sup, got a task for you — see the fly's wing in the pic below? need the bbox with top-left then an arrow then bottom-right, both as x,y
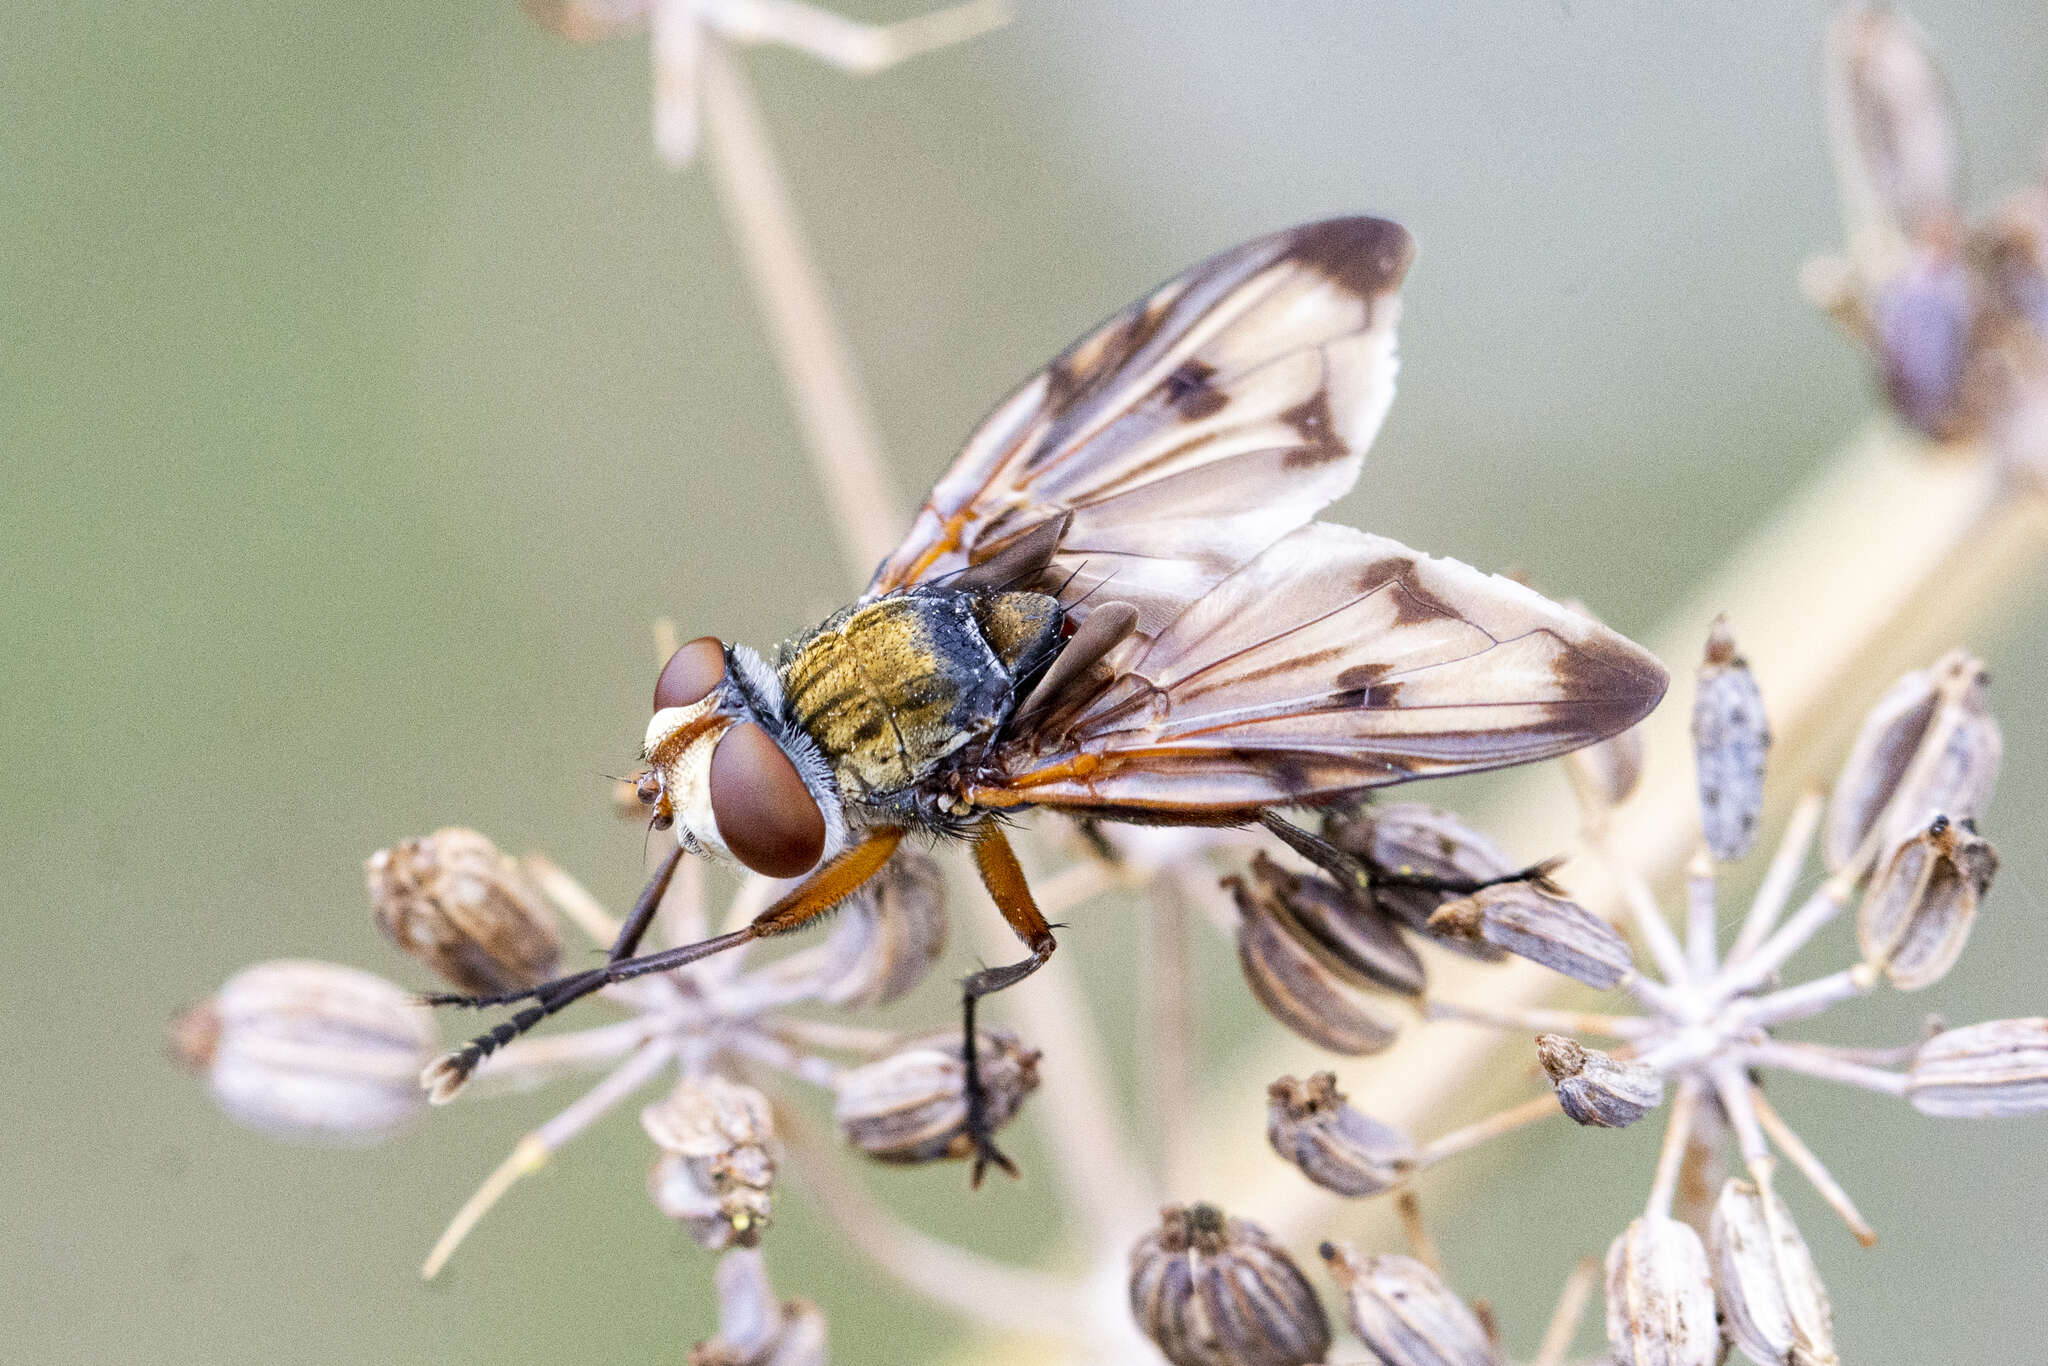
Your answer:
974,523 -> 1668,813
865,218 -> 1414,636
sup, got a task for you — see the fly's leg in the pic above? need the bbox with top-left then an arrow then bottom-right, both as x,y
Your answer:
961,821 -> 1057,1186
423,829 -> 905,1098
1257,810 -> 1559,899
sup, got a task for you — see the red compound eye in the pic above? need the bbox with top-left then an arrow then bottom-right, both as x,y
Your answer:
654,636 -> 727,712
708,721 -> 826,878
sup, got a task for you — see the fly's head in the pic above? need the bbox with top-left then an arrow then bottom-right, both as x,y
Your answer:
636,637 -> 838,879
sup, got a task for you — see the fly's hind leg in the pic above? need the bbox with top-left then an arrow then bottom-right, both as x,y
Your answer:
1257,809 -> 1559,899
961,821 -> 1057,1187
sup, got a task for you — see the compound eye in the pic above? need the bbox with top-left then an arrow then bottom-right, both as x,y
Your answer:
708,721 -> 826,878
654,636 -> 727,712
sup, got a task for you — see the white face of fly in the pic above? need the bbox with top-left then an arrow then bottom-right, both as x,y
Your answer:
641,695 -> 739,862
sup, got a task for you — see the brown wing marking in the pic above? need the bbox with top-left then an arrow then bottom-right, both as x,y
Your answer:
971,523 -> 1668,813
865,218 -> 1415,635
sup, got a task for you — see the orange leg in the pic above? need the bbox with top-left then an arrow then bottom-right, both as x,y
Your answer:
428,829 -> 904,1096
959,821 -> 1059,1185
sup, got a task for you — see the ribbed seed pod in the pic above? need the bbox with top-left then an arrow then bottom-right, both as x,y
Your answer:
1827,3 -> 1961,241
1324,803 -> 1516,960
1320,1242 -> 1499,1366
688,1249 -> 829,1366
643,1076 -> 777,1249
1128,1203 -> 1331,1366
1857,815 -> 1997,989
1246,852 -> 1426,997
1537,1035 -> 1664,1129
1229,875 -> 1400,1054
1907,1018 -> 2048,1117
1604,1216 -> 1717,1366
1823,651 -> 2000,873
1692,619 -> 1771,862
1428,885 -> 1632,989
366,828 -> 561,996
1266,1072 -> 1415,1197
1710,1177 -> 1838,1366
813,849 -> 948,1007
172,959 -> 436,1144
833,1029 -> 1039,1164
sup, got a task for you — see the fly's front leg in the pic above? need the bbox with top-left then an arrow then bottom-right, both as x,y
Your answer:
961,821 -> 1057,1186
424,830 -> 904,1099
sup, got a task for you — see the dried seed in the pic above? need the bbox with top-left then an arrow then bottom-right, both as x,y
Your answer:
688,1248 -> 829,1366
1129,1203 -> 1331,1366
1537,1035 -> 1665,1129
1857,815 -> 1997,989
1266,1072 -> 1415,1197
1320,1242 -> 1499,1366
1247,852 -> 1426,997
366,828 -> 561,996
1229,876 -> 1401,1054
1828,4 -> 1961,241
813,848 -> 948,1007
1692,619 -> 1771,862
1604,1216 -> 1717,1366
833,1029 -> 1038,1165
1324,803 -> 1515,961
1427,885 -> 1632,990
1823,650 -> 2000,874
1710,1176 -> 1838,1366
1872,251 -> 1979,439
1907,1018 -> 2048,1117
172,960 -> 436,1144
643,1076 -> 777,1250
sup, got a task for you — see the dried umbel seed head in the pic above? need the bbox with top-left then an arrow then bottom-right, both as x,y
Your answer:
1246,852 -> 1426,997
1536,1035 -> 1665,1129
1857,814 -> 1997,989
643,1076 -> 778,1249
366,828 -> 561,996
1129,1203 -> 1331,1366
1320,1242 -> 1498,1366
1824,650 -> 2000,873
1907,1017 -> 2048,1117
1692,619 -> 1771,862
813,849 -> 947,1008
1266,1072 -> 1415,1197
833,1029 -> 1039,1165
1228,874 -> 1400,1055
1827,3 -> 1961,243
1428,885 -> 1632,990
1324,803 -> 1515,960
1710,1176 -> 1838,1366
687,1248 -> 828,1366
173,960 -> 436,1144
1604,1216 -> 1717,1366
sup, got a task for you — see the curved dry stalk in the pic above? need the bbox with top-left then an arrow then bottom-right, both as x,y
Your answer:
699,37 -> 905,579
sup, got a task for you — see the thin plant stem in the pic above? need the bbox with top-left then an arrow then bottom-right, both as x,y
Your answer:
1393,1190 -> 1444,1276
1595,830 -> 1692,987
1739,963 -> 1878,1029
1746,1038 -> 1912,1095
1645,1077 -> 1703,1221
422,1039 -> 677,1279
525,854 -> 621,944
699,37 -> 903,581
1729,787 -> 1825,964
1413,1092 -> 1562,1170
1425,998 -> 1654,1040
1139,873 -> 1196,1186
1531,1255 -> 1600,1366
1716,873 -> 1857,1003
1750,1084 -> 1878,1248
762,1016 -> 899,1057
1711,1058 -> 1772,1164
783,1126 -> 1088,1339
1684,846 -> 1717,980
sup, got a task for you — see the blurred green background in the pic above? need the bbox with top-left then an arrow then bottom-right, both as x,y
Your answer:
8,1 -> 2048,1361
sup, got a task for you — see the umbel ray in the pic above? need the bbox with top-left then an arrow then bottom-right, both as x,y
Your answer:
426,216 -> 1668,1180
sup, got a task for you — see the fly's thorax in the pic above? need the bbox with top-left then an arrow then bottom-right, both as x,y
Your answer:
781,590 -> 1062,806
